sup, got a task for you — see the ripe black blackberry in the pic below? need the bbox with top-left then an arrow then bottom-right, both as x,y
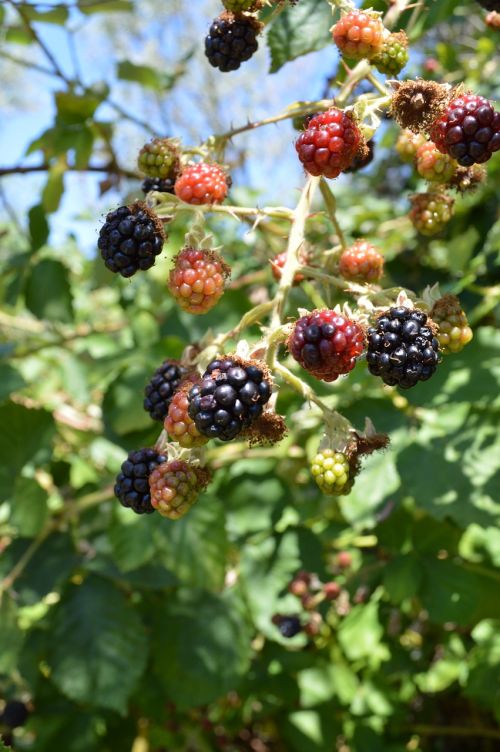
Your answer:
367,307 -> 440,389
144,360 -> 186,422
141,176 -> 175,195
187,358 -> 272,442
1,700 -> 29,729
273,615 -> 302,638
205,12 -> 260,72
98,202 -> 165,278
114,448 -> 167,514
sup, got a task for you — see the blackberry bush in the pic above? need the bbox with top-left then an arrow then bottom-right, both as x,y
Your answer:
366,306 -> 440,388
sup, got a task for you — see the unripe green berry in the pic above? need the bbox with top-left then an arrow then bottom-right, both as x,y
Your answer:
415,142 -> 457,183
409,192 -> 454,236
372,31 -> 409,76
310,449 -> 350,496
137,138 -> 180,179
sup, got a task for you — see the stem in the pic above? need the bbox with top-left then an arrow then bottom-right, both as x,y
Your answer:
154,195 -> 294,223
402,725 -> 500,741
319,178 -> 347,249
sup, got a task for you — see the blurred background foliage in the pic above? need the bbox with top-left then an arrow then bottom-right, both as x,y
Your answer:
0,0 -> 499,750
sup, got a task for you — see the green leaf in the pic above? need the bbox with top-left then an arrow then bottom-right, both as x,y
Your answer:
48,576 -> 148,713
338,601 -> 388,665
78,0 -> 133,13
267,0 -> 333,73
42,162 -> 66,213
383,555 -> 423,604
154,495 -> 228,591
109,508 -> 157,572
22,6 -> 69,24
0,402 -> 54,501
102,366 -> 156,435
28,204 -> 50,251
151,587 -> 253,709
10,477 -> 49,537
117,61 -> 176,91
0,597 -> 24,673
73,125 -> 94,169
0,363 -> 25,402
55,91 -> 102,125
420,559 -> 500,626
25,259 -> 74,323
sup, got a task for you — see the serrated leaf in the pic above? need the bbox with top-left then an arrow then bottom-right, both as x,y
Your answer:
109,510 -> 157,572
267,0 -> 333,73
10,477 -> 49,536
151,587 -> 253,709
154,495 -> 228,591
25,259 -> 74,323
0,402 -> 54,501
48,576 -> 148,713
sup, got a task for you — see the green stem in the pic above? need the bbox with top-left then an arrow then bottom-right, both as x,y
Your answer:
319,178 -> 347,249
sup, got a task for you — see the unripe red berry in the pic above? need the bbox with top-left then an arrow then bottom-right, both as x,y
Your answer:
395,129 -> 427,163
164,385 -> 209,448
409,192 -> 454,235
339,240 -> 384,283
168,247 -> 230,314
174,163 -> 229,205
295,108 -> 362,179
415,141 -> 457,183
149,459 -> 210,520
324,581 -> 342,600
336,551 -> 352,569
332,10 -> 385,60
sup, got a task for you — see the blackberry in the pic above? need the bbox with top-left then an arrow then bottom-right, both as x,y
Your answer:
137,137 -> 180,180
144,360 -> 186,422
288,310 -> 365,382
372,31 -> 409,76
205,13 -> 260,72
310,449 -> 350,495
187,358 -> 272,442
430,93 -> 500,167
366,307 -> 440,389
295,108 -> 362,179
332,10 -> 385,60
476,0 -> 500,10
141,176 -> 175,195
114,448 -> 167,514
98,202 -> 165,278
149,459 -> 211,520
1,700 -> 29,729
274,615 -> 302,638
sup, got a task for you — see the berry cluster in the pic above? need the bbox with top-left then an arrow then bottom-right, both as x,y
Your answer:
332,10 -> 385,60
431,294 -> 473,354
430,94 -> 500,167
205,12 -> 260,72
287,309 -> 365,382
144,360 -> 186,422
295,108 -> 362,179
310,449 -> 350,496
168,247 -> 229,314
409,191 -> 454,235
367,307 -> 440,389
339,240 -> 384,283
114,448 -> 168,514
98,203 -> 165,277
174,162 -> 229,205
149,459 -> 210,519
187,358 -> 272,441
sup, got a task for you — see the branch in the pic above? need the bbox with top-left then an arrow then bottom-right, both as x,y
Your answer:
0,163 -> 139,179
